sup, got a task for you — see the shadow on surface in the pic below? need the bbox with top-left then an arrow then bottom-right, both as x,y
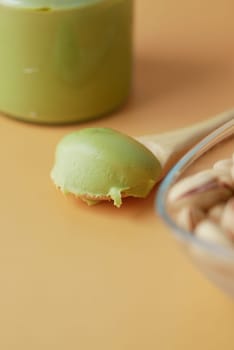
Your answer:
71,183 -> 161,222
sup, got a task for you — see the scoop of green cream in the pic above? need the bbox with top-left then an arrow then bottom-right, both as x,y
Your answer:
50,128 -> 162,207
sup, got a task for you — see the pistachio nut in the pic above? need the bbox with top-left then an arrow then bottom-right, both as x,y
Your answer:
168,170 -> 233,210
194,219 -> 233,248
208,202 -> 226,224
221,197 -> 234,237
173,206 -> 205,232
231,163 -> 234,182
213,158 -> 233,175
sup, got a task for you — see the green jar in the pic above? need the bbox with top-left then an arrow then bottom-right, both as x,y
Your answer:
0,0 -> 133,124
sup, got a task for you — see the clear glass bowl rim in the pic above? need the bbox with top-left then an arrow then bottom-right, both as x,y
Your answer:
156,119 -> 234,262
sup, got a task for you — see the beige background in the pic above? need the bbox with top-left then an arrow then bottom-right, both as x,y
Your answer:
1,0 -> 234,349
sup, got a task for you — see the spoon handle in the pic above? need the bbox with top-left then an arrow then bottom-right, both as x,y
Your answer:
137,109 -> 234,178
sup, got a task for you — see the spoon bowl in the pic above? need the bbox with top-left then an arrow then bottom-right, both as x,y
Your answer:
51,109 -> 234,207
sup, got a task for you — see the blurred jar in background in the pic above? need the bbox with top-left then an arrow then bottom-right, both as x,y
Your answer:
0,0 -> 133,124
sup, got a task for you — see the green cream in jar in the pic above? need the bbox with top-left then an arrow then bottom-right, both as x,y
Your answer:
0,0 -> 133,124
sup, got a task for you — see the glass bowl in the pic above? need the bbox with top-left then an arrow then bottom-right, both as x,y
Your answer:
156,119 -> 234,297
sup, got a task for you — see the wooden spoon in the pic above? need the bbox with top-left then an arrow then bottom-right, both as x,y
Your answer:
51,109 -> 234,207
137,109 -> 234,180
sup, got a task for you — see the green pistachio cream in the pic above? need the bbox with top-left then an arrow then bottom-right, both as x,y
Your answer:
0,0 -> 133,124
50,128 -> 162,207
